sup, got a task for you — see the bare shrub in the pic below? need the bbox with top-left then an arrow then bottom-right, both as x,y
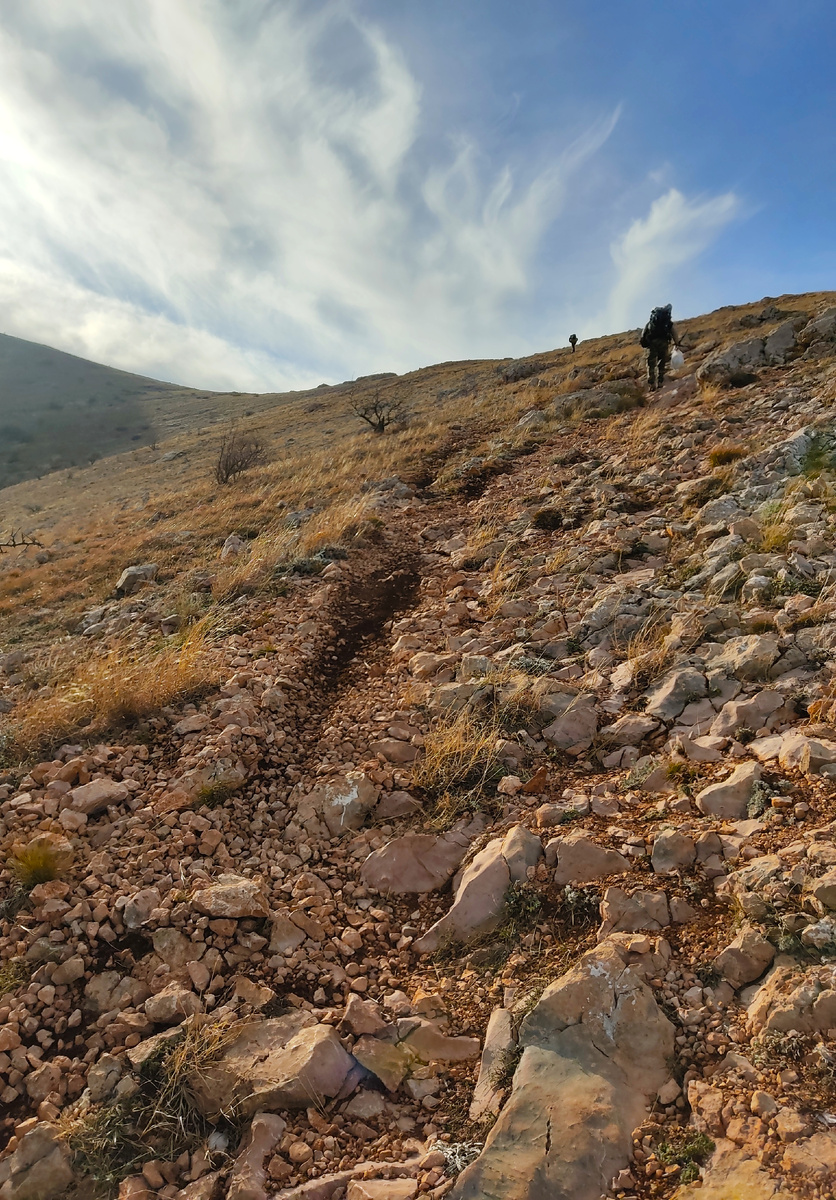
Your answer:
351,390 -> 406,434
214,429 -> 267,485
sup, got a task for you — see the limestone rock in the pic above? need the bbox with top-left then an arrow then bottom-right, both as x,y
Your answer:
778,731 -> 836,775
651,830 -> 696,874
469,1008 -> 515,1121
541,695 -> 598,752
781,1130 -> 836,1183
341,995 -> 387,1036
227,1112 -> 286,1200
144,982 -> 203,1025
452,942 -> 674,1200
812,869 -> 836,910
598,888 -> 670,939
598,713 -> 660,745
351,1036 -> 410,1091
268,912 -> 306,954
86,1053 -> 123,1102
710,690 -> 783,739
190,1015 -> 353,1115
361,816 -> 486,894
348,1181 -> 417,1200
714,925 -> 775,989
413,825 -> 541,952
122,887 -> 162,930
0,1123 -> 74,1200
414,838 -> 510,953
746,964 -> 836,1034
69,777 -> 129,814
399,1018 -> 480,1063
115,562 -> 157,596
696,337 -> 769,386
307,771 -> 380,836
704,634 -> 780,681
191,874 -> 270,919
672,1137 -> 793,1199
549,833 -> 630,887
695,761 -> 761,819
644,668 -> 707,721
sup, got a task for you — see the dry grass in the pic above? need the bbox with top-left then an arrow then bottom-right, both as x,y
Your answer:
60,1016 -> 243,1191
0,958 -> 29,998
8,620 -> 217,759
413,707 -> 505,800
759,522 -> 793,553
10,841 -> 62,889
707,442 -> 748,468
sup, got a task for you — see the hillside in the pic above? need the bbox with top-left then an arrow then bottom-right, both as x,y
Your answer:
0,332 -> 314,490
1,290 -> 836,1200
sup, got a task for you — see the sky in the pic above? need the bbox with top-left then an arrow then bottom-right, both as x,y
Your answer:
0,0 -> 833,392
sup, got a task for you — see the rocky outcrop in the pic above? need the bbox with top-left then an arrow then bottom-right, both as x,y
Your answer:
452,941 -> 674,1200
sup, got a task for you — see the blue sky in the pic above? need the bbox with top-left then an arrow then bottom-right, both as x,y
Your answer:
0,0 -> 832,391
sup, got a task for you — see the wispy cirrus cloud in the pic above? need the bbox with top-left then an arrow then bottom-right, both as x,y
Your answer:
603,187 -> 742,331
0,1 -> 740,389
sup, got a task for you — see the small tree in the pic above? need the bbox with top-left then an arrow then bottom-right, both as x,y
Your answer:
214,429 -> 267,485
351,390 -> 406,434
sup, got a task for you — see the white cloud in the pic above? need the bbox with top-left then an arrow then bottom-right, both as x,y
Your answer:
604,188 -> 741,331
0,2 -> 741,389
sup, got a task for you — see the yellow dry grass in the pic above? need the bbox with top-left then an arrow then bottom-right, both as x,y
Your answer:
707,442 -> 748,468
8,619 -> 217,758
413,706 -> 504,798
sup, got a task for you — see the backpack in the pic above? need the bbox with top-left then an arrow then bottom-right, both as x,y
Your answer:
641,307 -> 673,346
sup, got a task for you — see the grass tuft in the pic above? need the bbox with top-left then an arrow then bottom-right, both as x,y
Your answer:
10,841 -> 62,890
60,1017 -> 242,1190
707,442 -> 747,468
0,958 -> 29,998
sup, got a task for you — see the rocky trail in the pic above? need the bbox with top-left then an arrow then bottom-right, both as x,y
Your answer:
3,301 -> 836,1200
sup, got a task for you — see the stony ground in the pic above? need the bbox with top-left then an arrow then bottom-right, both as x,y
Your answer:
3,299 -> 836,1200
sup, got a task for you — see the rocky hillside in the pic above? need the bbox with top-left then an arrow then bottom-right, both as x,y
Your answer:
2,295 -> 836,1200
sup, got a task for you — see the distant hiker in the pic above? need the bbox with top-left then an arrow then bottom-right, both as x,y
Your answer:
569,333 -> 578,353
640,304 -> 682,390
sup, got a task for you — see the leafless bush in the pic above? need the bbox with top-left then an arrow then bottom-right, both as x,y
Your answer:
350,390 -> 406,434
0,531 -> 42,554
214,429 -> 267,485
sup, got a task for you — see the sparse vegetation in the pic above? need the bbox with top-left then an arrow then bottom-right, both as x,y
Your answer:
413,707 -> 505,804
195,781 -> 240,809
10,840 -> 62,889
60,1017 -> 242,1189
7,621 -> 216,757
504,880 -> 542,929
214,428 -> 268,485
657,1130 -> 714,1184
747,779 -> 773,817
0,957 -> 29,998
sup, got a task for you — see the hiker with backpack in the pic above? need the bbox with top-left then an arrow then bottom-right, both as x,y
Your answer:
640,304 -> 682,390
569,333 -> 578,353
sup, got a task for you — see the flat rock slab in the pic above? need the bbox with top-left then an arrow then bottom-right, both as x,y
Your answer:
361,816 -> 485,893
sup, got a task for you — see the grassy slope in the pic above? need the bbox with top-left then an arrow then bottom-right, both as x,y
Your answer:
0,331 -> 310,489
